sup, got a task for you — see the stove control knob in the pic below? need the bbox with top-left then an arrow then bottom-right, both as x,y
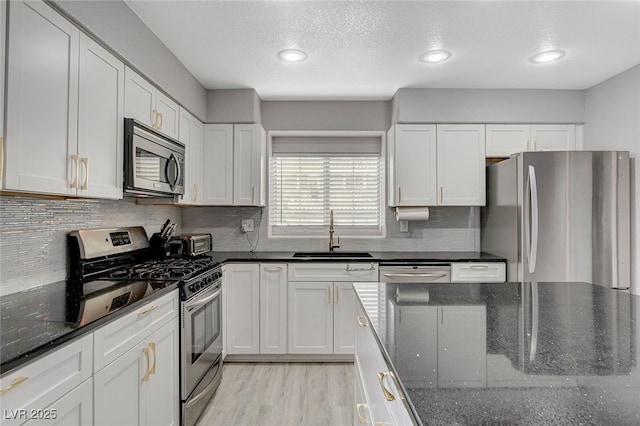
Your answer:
188,284 -> 195,293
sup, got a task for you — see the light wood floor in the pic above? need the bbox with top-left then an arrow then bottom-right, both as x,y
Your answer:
196,362 -> 354,426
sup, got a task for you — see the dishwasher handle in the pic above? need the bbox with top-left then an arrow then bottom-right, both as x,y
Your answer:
379,266 -> 451,283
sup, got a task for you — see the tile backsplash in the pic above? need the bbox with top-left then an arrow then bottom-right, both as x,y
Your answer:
0,195 -> 182,295
1,195 -> 480,295
182,206 -> 480,252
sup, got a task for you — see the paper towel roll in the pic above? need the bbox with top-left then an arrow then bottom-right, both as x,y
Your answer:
395,287 -> 430,303
395,206 -> 430,221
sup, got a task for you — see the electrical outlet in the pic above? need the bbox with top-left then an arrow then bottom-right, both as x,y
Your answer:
241,219 -> 254,233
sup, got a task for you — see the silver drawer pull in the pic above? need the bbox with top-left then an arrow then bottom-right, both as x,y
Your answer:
470,264 -> 490,269
346,263 -> 375,271
383,273 -> 446,278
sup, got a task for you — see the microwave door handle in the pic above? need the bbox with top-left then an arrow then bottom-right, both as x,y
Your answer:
166,154 -> 179,189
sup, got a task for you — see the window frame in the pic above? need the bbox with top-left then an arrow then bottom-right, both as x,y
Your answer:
267,130 -> 386,239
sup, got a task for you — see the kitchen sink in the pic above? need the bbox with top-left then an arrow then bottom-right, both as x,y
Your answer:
292,251 -> 373,258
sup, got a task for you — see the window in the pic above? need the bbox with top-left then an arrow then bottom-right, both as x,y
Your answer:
269,134 -> 384,237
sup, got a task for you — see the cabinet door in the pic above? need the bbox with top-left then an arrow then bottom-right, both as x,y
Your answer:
77,34 -> 124,199
0,0 -> 5,189
531,124 -> 576,151
485,124 -> 530,157
233,124 -> 265,206
145,318 -> 180,426
224,264 -> 260,354
124,67 -> 156,128
190,119 -> 204,204
94,342 -> 146,426
23,379 -> 93,426
5,0 -> 79,195
202,124 -> 233,205
333,282 -> 357,354
0,335 -> 92,426
156,92 -> 180,140
436,124 -> 486,206
177,110 -> 204,205
392,124 -> 437,206
259,264 -> 288,354
288,281 -> 333,354
437,305 -> 487,388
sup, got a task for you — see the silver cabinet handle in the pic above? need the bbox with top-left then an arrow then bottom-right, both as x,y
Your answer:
398,186 -> 402,203
137,304 -> 157,316
327,286 -> 331,304
158,111 -> 163,130
383,272 -> 446,278
152,109 -> 158,129
81,157 -> 89,190
264,266 -> 282,272
193,184 -> 198,202
533,140 -> 537,151
357,315 -> 368,327
377,372 -> 397,401
0,376 -> 29,395
526,140 -> 531,151
469,264 -> 489,269
346,263 -> 375,271
440,186 -> 444,203
252,186 -> 256,204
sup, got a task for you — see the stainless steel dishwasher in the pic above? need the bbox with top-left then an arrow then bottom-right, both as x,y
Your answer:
379,263 -> 451,283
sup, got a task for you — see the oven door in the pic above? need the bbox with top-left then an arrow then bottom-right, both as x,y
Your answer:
181,281 -> 222,398
125,120 -> 185,196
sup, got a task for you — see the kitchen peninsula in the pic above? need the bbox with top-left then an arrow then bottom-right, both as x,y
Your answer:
353,281 -> 639,425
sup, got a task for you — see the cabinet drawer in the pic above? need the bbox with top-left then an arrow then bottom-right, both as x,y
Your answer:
93,290 -> 178,371
0,335 -> 93,426
288,263 -> 378,282
451,262 -> 506,282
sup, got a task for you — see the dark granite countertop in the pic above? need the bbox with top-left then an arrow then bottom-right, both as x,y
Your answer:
210,250 -> 505,264
353,281 -> 639,425
0,280 -> 178,374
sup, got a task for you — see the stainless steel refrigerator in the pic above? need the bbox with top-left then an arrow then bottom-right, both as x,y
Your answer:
481,151 -> 630,289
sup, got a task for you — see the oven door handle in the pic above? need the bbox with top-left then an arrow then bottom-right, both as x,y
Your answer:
186,287 -> 221,310
186,371 -> 220,409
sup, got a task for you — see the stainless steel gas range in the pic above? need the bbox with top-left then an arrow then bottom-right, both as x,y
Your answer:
68,227 -> 222,426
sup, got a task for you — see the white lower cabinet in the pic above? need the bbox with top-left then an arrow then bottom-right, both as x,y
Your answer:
260,264 -> 288,354
22,379 -> 93,426
288,281 -> 334,354
0,335 -> 93,426
224,263 -> 260,354
355,306 -> 413,426
93,291 -> 179,426
288,263 -> 378,355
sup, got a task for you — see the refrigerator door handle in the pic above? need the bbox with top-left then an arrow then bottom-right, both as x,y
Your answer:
529,282 -> 539,362
526,165 -> 539,274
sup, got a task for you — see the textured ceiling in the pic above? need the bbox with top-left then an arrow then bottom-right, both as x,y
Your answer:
125,1 -> 640,100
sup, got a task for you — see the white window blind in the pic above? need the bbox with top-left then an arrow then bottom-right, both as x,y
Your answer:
269,136 -> 383,237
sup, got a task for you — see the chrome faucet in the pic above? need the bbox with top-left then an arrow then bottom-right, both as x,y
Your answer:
329,209 -> 340,252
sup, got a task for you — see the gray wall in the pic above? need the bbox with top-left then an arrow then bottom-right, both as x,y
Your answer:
0,196 -> 182,295
207,89 -> 261,123
392,88 -> 585,124
50,0 -> 207,121
261,101 -> 391,131
584,64 -> 640,295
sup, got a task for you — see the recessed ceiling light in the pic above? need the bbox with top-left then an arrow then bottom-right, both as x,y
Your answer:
419,50 -> 452,64
529,49 -> 566,64
278,49 -> 307,62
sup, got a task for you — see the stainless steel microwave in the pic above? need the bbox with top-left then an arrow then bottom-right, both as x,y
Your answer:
124,118 -> 185,197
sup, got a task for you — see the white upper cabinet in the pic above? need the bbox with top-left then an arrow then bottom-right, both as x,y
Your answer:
486,124 -> 576,157
77,35 -> 125,199
202,123 -> 266,206
388,124 -> 485,207
5,0 -> 79,196
436,124 -> 486,206
4,1 -> 124,199
124,67 -> 179,140
177,108 -> 204,205
203,124 -> 234,205
0,0 -> 6,189
233,124 -> 266,206
388,124 -> 437,206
